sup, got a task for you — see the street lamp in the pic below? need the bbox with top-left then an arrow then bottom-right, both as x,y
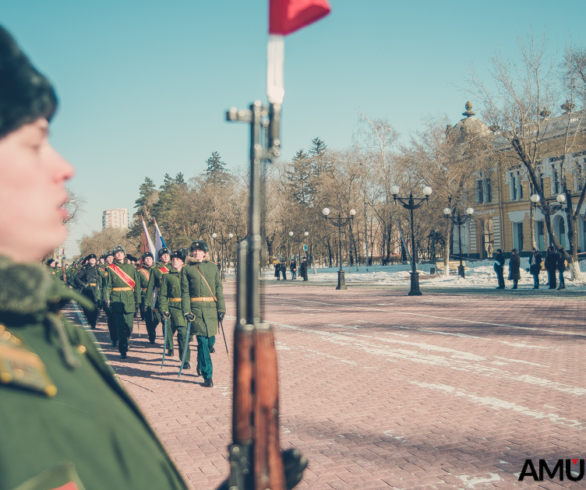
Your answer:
530,192 -> 567,247
322,208 -> 356,290
443,206 -> 474,278
391,186 -> 433,296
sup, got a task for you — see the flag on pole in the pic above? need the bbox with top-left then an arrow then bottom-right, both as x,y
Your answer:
267,0 -> 331,104
269,0 -> 331,35
154,218 -> 166,259
141,215 -> 155,254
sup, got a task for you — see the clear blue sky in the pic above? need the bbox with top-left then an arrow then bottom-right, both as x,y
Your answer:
4,0 -> 586,256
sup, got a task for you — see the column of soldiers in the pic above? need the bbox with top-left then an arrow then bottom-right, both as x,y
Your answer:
64,240 -> 225,387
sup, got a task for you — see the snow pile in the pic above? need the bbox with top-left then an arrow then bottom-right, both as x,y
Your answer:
265,259 -> 586,290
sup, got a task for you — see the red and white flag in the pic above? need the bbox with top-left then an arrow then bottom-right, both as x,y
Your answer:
267,0 -> 331,104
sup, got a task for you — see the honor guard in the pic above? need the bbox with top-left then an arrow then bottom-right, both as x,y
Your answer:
159,250 -> 191,366
0,26 -> 188,490
138,251 -> 157,343
144,247 -> 171,348
181,240 -> 226,387
103,245 -> 141,358
100,250 -> 118,345
74,253 -> 100,329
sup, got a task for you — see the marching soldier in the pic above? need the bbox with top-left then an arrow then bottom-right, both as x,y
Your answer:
74,253 -> 101,329
144,247 -> 172,350
104,245 -> 141,358
100,250 -> 118,345
138,251 -> 157,343
159,250 -> 191,367
181,240 -> 226,387
0,25 -> 188,490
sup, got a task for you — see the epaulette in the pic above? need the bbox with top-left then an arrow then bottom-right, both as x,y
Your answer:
0,324 -> 57,397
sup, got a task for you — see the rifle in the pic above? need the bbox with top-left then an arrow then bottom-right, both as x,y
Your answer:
223,102 -> 306,490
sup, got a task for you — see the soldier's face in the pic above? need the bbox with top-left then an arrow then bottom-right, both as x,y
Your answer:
114,251 -> 125,262
89,258 -> 96,266
171,257 -> 183,271
192,249 -> 206,261
144,257 -> 153,267
160,253 -> 170,264
0,118 -> 74,263
106,256 -> 114,264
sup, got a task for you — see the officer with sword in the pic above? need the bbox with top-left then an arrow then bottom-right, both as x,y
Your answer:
181,240 -> 226,387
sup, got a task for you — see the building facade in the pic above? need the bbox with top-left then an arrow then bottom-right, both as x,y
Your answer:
102,208 -> 129,229
453,105 -> 586,258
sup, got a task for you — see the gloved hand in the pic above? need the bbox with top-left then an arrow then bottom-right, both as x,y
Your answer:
163,311 -> 171,319
184,312 -> 195,322
218,312 -> 225,322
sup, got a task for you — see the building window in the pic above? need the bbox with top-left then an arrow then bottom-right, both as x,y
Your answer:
552,165 -> 560,195
476,180 -> 484,204
510,173 -> 517,201
513,222 -> 524,251
517,172 -> 523,199
485,178 -> 492,203
537,221 -> 545,251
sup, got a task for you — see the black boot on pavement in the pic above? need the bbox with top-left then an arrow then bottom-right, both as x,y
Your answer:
168,349 -> 174,356
203,378 -> 213,387
196,364 -> 201,376
183,362 -> 191,369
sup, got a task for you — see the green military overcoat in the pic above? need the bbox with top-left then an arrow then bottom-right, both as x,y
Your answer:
104,260 -> 141,313
181,258 -> 225,337
0,255 -> 188,490
159,268 -> 187,328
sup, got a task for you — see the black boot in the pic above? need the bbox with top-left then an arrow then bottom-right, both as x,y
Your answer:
168,349 -> 174,356
203,378 -> 213,387
210,347 -> 215,354
120,352 -> 127,359
196,364 -> 201,376
112,340 -> 118,347
183,362 -> 191,369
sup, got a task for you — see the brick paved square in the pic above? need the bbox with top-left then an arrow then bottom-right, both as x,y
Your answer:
73,282 -> 586,489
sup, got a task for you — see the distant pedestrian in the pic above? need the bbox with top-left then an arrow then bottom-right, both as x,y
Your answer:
290,259 -> 297,279
274,262 -> 281,280
529,247 -> 542,289
300,257 -> 309,281
545,246 -> 557,289
557,247 -> 570,290
509,248 -> 521,289
281,260 -> 287,280
494,249 -> 505,289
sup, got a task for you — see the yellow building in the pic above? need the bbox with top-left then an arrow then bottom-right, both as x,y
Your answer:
453,103 -> 586,258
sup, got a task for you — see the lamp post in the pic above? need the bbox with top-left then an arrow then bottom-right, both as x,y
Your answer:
391,186 -> 433,296
322,208 -> 356,290
216,233 -> 233,281
443,207 -> 474,278
530,192 -> 566,247
211,233 -> 217,263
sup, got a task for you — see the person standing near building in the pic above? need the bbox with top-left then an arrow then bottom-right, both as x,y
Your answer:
509,248 -> 521,289
0,25 -> 189,490
300,257 -> 309,281
74,254 -> 100,328
104,245 -> 141,358
545,246 -> 557,289
557,247 -> 570,290
494,249 -> 505,289
181,240 -> 226,387
529,247 -> 542,289
159,250 -> 191,368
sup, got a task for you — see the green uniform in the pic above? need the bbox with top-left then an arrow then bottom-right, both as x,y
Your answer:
137,265 -> 157,343
104,260 -> 141,356
74,264 -> 101,329
144,261 -> 171,340
159,266 -> 190,362
181,258 -> 226,380
98,265 -> 117,344
0,256 -> 188,490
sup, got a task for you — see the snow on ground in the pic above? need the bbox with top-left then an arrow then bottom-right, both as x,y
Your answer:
264,259 -> 586,290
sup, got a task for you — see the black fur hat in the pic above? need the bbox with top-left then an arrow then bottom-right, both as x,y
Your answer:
0,26 -> 57,140
142,252 -> 154,260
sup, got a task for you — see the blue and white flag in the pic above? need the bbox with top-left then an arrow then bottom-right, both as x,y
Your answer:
154,218 -> 167,259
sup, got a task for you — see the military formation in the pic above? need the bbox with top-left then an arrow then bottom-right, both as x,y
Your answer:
58,240 -> 225,387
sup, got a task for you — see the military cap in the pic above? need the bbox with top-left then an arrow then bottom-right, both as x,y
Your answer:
85,254 -> 96,261
46,258 -> 55,266
142,252 -> 154,260
190,240 -> 209,253
105,250 -> 114,258
126,254 -> 136,262
171,250 -> 185,263
113,245 -> 126,255
0,27 -> 58,140
158,247 -> 170,258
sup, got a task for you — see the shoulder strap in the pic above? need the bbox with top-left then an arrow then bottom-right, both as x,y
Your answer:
193,264 -> 217,301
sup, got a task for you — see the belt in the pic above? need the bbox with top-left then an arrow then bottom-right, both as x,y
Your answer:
190,297 -> 216,302
88,283 -> 97,286
169,298 -> 182,302
112,287 -> 132,291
